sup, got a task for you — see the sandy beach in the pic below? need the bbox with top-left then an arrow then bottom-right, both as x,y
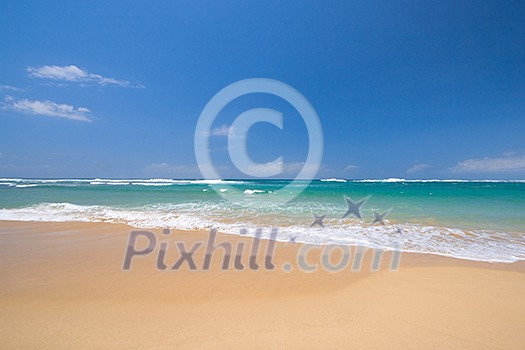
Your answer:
1,221 -> 524,349
2,0 -> 524,348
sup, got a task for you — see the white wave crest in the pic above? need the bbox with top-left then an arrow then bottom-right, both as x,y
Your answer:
243,189 -> 265,194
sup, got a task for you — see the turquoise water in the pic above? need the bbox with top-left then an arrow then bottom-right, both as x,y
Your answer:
1,178 -> 524,262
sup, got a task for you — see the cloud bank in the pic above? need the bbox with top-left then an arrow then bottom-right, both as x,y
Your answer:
451,155 -> 525,173
407,163 -> 430,174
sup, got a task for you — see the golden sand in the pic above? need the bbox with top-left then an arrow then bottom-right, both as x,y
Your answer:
1,221 -> 525,349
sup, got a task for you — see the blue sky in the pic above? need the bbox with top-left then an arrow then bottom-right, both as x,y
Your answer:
0,0 -> 524,179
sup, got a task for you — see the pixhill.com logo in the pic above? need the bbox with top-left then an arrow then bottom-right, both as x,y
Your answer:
122,227 -> 402,273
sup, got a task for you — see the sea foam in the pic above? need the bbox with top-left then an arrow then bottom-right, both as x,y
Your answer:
0,202 -> 524,263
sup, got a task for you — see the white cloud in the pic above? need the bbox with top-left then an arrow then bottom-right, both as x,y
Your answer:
451,155 -> 525,173
0,85 -> 22,91
246,159 -> 284,175
285,162 -> 308,173
210,124 -> 230,136
245,160 -> 321,177
4,96 -> 92,122
407,163 -> 430,174
26,65 -> 142,88
343,164 -> 359,172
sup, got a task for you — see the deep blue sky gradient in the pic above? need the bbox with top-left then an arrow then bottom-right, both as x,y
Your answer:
0,0 -> 524,179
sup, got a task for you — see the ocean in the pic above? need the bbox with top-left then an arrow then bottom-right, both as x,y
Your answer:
1,178 -> 524,263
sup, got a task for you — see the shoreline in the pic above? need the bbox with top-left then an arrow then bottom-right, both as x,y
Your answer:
0,218 -> 523,264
